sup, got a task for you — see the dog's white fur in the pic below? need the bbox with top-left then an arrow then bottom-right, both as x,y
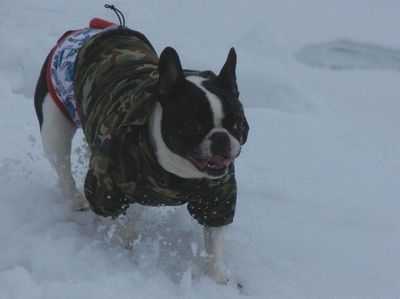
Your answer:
41,94 -> 88,211
186,75 -> 224,127
41,92 -> 230,284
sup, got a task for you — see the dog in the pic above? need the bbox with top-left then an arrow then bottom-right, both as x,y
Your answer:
34,18 -> 249,285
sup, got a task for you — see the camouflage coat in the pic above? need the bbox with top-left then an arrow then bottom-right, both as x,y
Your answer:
74,27 -> 237,227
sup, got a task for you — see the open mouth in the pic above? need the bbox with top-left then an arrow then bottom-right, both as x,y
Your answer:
189,155 -> 234,176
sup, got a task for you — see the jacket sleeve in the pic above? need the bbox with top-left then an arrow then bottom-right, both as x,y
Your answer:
186,170 -> 237,227
84,153 -> 130,218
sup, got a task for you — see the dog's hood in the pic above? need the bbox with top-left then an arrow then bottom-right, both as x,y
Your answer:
74,28 -> 237,227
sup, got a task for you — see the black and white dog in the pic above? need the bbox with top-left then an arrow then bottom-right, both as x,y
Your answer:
34,20 -> 248,285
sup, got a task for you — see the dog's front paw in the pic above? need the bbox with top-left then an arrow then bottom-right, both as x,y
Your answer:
206,266 -> 244,289
206,265 -> 230,285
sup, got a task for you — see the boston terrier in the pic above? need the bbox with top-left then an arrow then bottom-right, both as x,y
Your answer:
34,18 -> 249,285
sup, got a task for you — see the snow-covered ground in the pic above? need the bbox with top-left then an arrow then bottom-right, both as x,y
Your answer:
1,1 -> 400,298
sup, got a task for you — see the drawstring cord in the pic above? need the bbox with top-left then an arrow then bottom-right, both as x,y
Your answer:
104,4 -> 126,27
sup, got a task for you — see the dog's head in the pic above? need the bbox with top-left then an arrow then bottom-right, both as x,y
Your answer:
150,47 -> 249,179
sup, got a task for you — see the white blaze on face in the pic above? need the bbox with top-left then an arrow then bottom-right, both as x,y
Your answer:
186,76 -> 240,158
186,76 -> 224,127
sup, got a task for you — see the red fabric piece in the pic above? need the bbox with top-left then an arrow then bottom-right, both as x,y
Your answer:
89,18 -> 115,29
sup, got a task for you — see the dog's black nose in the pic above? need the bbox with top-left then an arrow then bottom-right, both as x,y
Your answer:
210,132 -> 231,157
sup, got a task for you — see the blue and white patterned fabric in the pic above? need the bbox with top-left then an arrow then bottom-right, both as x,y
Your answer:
49,28 -> 102,127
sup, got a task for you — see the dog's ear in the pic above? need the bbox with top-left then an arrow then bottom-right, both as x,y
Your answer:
158,47 -> 186,96
216,47 -> 238,95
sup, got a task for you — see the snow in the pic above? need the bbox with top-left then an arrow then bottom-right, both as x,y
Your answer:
1,0 -> 400,298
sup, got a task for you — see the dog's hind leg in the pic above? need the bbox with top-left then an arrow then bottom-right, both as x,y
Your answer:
40,94 -> 88,211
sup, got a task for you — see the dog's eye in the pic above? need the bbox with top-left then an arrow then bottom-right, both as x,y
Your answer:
232,116 -> 243,131
232,122 -> 242,136
183,120 -> 205,136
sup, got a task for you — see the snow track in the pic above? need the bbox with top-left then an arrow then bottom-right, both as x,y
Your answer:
296,39 -> 400,71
